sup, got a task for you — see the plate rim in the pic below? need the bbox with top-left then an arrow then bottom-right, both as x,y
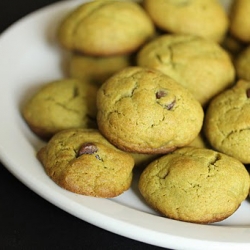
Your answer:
0,1 -> 250,249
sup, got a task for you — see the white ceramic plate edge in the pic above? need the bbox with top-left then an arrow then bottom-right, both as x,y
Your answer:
0,1 -> 250,250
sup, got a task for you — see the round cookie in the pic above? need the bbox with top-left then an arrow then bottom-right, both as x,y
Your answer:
69,52 -> 133,85
37,128 -> 134,198
142,0 -> 228,43
57,1 -> 155,56
22,78 -> 98,140
204,79 -> 250,164
234,45 -> 250,81
138,147 -> 250,224
137,34 -> 235,107
229,0 -> 250,43
96,66 -> 204,154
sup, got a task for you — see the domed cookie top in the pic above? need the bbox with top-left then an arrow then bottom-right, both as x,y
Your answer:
57,1 -> 155,56
142,0 -> 228,43
37,128 -> 134,198
96,67 -> 204,154
229,0 -> 250,43
21,78 -> 98,140
204,79 -> 250,164
139,147 -> 250,224
137,34 -> 235,107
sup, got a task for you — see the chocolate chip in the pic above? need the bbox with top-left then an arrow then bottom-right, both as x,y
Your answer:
156,90 -> 167,99
247,88 -> 250,98
166,100 -> 175,110
78,142 -> 98,157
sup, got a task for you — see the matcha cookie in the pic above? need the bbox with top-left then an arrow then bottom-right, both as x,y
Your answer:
139,147 -> 250,224
130,152 -> 160,168
142,0 -> 228,43
22,78 -> 98,140
221,34 -> 245,59
58,1 -> 155,56
69,52 -> 132,85
188,133 -> 209,149
137,34 -> 235,107
229,0 -> 250,43
37,128 -> 134,197
204,79 -> 250,164
234,45 -> 250,81
96,67 -> 204,154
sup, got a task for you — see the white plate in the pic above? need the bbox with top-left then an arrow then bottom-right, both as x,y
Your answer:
0,1 -> 249,249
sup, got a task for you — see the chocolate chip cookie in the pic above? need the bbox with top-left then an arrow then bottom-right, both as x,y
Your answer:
96,66 -> 204,154
37,128 -> 134,197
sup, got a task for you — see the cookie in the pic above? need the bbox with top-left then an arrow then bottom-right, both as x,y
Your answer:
69,52 -> 132,85
137,34 -> 235,107
138,147 -> 250,224
22,78 -> 98,140
234,45 -> 250,81
37,128 -> 134,198
96,66 -> 204,154
57,1 -> 155,56
188,133 -> 209,149
221,34 -> 245,59
142,0 -> 228,43
130,152 -> 160,168
204,79 -> 250,164
229,0 -> 250,43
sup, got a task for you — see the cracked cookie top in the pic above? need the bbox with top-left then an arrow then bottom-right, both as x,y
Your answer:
96,66 -> 204,154
37,128 -> 134,197
137,34 -> 235,107
21,78 -> 98,140
204,79 -> 250,164
57,1 -> 155,56
138,147 -> 250,224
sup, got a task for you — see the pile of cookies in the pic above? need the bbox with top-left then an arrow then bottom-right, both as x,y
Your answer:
21,0 -> 250,224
